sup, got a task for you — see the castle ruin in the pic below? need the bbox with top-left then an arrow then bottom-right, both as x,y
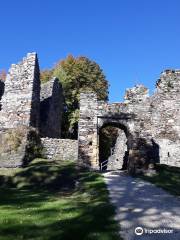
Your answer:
78,71 -> 180,172
0,53 -> 77,167
0,53 -> 180,173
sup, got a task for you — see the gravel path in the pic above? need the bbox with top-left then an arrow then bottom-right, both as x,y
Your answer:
103,171 -> 180,240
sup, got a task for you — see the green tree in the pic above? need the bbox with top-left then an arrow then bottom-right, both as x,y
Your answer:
52,55 -> 109,138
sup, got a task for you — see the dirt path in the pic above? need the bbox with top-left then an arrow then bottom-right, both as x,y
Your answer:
103,171 -> 180,240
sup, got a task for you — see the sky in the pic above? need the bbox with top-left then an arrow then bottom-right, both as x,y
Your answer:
0,0 -> 180,102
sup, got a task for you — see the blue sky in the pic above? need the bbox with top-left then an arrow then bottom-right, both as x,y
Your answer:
0,0 -> 180,102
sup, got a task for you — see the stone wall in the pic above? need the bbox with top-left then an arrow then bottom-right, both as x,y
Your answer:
150,70 -> 180,167
40,78 -> 63,138
124,84 -> 149,103
79,69 -> 180,171
0,127 -> 42,168
78,93 -> 98,168
0,53 -> 40,129
0,52 -> 76,168
41,138 -> 78,161
107,129 -> 127,170
0,53 -> 41,167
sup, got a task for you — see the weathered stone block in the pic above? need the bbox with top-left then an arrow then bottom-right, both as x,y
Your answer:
41,138 -> 78,161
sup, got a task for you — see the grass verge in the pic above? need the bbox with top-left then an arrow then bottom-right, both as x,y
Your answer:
140,164 -> 180,196
0,159 -> 120,240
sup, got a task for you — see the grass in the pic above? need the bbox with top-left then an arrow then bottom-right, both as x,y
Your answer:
0,159 -> 120,240
140,164 -> 180,196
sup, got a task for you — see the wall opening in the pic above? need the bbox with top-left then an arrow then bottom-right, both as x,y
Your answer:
99,123 -> 129,171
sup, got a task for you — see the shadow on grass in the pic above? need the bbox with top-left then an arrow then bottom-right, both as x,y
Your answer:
140,164 -> 180,196
0,159 -> 120,240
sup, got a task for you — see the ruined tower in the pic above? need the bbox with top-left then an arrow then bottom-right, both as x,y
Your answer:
0,53 -> 41,167
0,52 -> 40,129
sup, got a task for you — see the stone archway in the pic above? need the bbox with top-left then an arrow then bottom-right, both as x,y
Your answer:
98,122 -> 129,171
78,91 -> 162,173
78,93 -> 136,171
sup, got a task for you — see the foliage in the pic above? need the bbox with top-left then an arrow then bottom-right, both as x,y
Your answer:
40,55 -> 109,138
0,159 -> 121,240
0,128 -> 25,153
40,69 -> 54,83
0,127 -> 43,168
54,55 -> 109,138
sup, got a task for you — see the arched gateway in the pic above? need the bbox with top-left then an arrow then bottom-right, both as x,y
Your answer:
78,89 -> 157,173
78,71 -> 180,172
98,123 -> 128,171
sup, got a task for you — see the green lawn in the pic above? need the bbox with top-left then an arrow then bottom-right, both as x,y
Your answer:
140,164 -> 180,196
0,159 -> 120,240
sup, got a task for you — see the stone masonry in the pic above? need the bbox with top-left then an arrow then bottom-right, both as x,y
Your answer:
0,53 -> 73,167
0,53 -> 78,167
40,77 -> 63,138
0,53 -> 41,167
0,53 -> 40,129
79,70 -> 180,172
107,129 -> 127,170
41,138 -> 78,161
78,93 -> 98,169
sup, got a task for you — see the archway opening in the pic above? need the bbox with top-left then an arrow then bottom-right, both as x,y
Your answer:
99,123 -> 129,171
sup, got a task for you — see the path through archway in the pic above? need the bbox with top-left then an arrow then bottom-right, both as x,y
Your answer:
99,123 -> 129,171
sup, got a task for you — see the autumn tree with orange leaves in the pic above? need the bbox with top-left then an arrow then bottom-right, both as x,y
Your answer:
41,55 -> 109,138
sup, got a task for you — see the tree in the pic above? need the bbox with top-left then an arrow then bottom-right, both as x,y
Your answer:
52,55 -> 109,138
40,69 -> 53,83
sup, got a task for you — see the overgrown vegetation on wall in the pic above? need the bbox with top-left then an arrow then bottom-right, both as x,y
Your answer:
0,126 -> 43,167
0,127 -> 26,154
